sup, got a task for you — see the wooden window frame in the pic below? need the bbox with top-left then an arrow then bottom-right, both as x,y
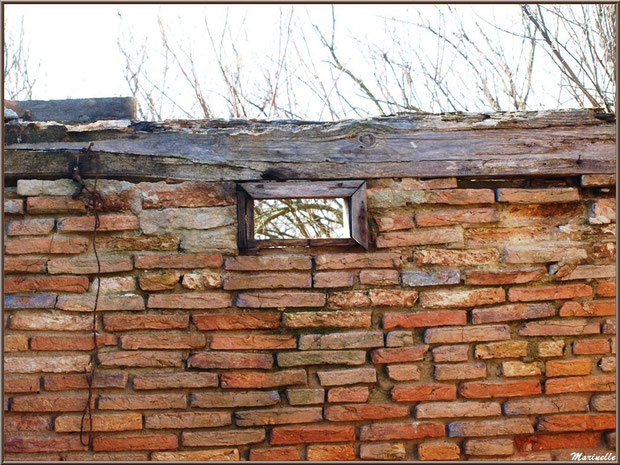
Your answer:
237,180 -> 368,251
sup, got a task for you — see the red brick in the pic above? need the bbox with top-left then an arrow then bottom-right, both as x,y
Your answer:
559,300 -> 615,317
546,359 -> 592,377
418,441 -> 460,460
191,391 -> 280,408
221,370 -> 306,389
376,215 -> 415,231
5,276 -> 88,294
135,253 -> 222,269
315,252 -> 403,270
188,352 -> 273,370
211,334 -> 296,350
270,425 -> 355,445
182,429 -> 265,447
360,421 -> 445,441
93,433 -> 178,452
138,273 -> 180,291
3,256 -> 47,274
307,444 -> 355,461
11,394 -> 94,412
573,338 -> 611,354
465,267 -> 545,285
325,404 -> 410,421
31,334 -> 116,351
359,269 -> 399,285
7,219 -> 55,236
545,375 -> 615,394
5,237 -> 90,255
414,249 -> 500,266
472,303 -> 554,324
47,256 -> 132,274
146,411 -> 231,429
537,413 -> 615,432
420,287 -> 505,308
133,372 -> 217,390
435,362 -> 486,380
497,188 -> 579,203
518,319 -> 600,336
509,284 -> 593,302
597,281 -> 615,297
43,374 -> 127,391
416,401 -> 501,419
392,383 -> 457,402
193,312 -> 280,330
328,386 -> 370,402
142,181 -> 234,208
120,332 -> 205,350
329,289 -> 418,308
98,393 -> 186,410
235,407 -> 321,426
283,311 -> 371,328
55,413 -> 142,432
103,313 -> 188,331
57,215 -> 138,232
4,414 -> 51,432
384,310 -> 466,330
10,311 -> 91,331
4,376 -> 40,393
250,447 -> 301,461
463,438 -> 513,456
4,435 -> 88,453
98,351 -> 183,368
313,271 -> 354,288
26,196 -> 86,214
376,227 -> 463,248
371,345 -> 429,364
237,291 -> 325,308
225,255 -> 311,271
147,292 -> 231,309
424,325 -> 510,344
223,272 -> 311,290
459,380 -> 541,398
515,432 -> 602,452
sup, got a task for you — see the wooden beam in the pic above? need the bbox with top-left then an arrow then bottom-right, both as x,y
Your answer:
13,97 -> 136,123
4,110 -> 615,182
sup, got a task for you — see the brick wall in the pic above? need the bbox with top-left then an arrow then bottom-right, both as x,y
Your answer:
2,174 -> 616,461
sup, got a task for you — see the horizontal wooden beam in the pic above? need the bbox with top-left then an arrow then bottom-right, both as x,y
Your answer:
4,110 -> 615,182
13,97 -> 136,123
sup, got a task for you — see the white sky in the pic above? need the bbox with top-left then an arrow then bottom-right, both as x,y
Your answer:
3,3 -> 590,119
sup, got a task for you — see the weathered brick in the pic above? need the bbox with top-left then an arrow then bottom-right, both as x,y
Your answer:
384,310 -> 466,330
16,179 -> 78,196
416,401 -> 501,419
56,294 -> 145,311
325,404 -> 410,421
502,361 -> 541,377
360,442 -> 406,460
329,289 -> 418,308
120,333 -> 206,350
225,255 -> 311,271
97,234 -> 180,252
589,198 -> 616,224
474,341 -> 528,360
26,196 -> 85,214
415,207 -> 499,227
503,245 -> 587,264
181,271 -> 222,289
460,380 -> 541,398
146,411 -> 231,429
283,311 -> 372,328
10,311 -> 90,331
4,198 -> 24,214
191,391 -> 280,408
141,181 -> 234,208
138,206 -> 235,234
537,340 -> 565,358
307,444 -> 356,461
368,177 -> 457,190
299,331 -> 383,350
466,225 -> 554,247
287,389 -> 324,405
599,356 -> 615,372
546,375 -> 616,394
193,312 -> 280,330
537,413 -> 615,432
573,338 -> 611,354
90,276 -> 136,293
93,433 -> 178,452
371,345 -> 429,364
31,334 -> 116,351
581,174 -> 615,186
223,272 -> 312,290
503,395 -> 590,415
518,319 -> 599,336
414,249 -> 500,266
7,219 -> 55,236
376,227 -> 463,248
98,351 -> 183,368
359,421 -> 445,441
597,281 -> 616,297
5,293 -> 57,309
4,435 -> 88,453
591,394 -> 615,412
359,269 -> 399,285
602,318 -> 616,334
103,313 -> 189,331
278,350 -> 366,367
435,362 -> 486,380
4,376 -> 40,393
135,253 -> 222,269
221,370 -> 307,388
57,215 -> 138,232
387,364 -> 420,381
472,303 -> 554,324
463,438 -> 513,456
420,287 -> 505,308
546,359 -> 591,377
133,372 -> 217,390
4,414 -> 52,432
425,325 -> 510,344
43,373 -> 127,391
237,291 -> 325,308
153,449 -> 240,461
417,441 -> 460,460
449,418 -> 533,437
509,283 -> 592,302
148,292 -> 231,309
270,425 -> 355,445
402,270 -> 460,287
497,188 -> 579,203
4,256 -> 47,274
559,300 -> 615,317
63,451 -> 150,461
188,352 -> 273,370
250,447 -> 301,461
313,271 -> 354,288
55,413 -> 142,432
317,367 -> 377,386
392,383 -> 457,402
376,215 -> 415,231
98,393 -> 186,410
420,189 -> 495,205
47,256 -> 132,274
466,267 -> 545,285
386,330 -> 414,347
432,345 -> 469,362
183,429 -> 266,447
211,334 -> 295,350
6,237 -> 90,255
11,394 -> 94,412
5,334 -> 28,352
328,386 -> 370,402
5,355 -> 91,374
559,264 -> 616,281
138,273 -> 180,291
316,252 -> 404,270
235,407 -> 322,426
514,432 -> 602,452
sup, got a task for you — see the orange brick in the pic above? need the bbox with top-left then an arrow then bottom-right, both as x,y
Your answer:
307,444 -> 355,461
92,433 -> 178,451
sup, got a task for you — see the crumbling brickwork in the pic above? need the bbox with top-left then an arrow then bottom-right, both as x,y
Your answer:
3,174 -> 616,461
